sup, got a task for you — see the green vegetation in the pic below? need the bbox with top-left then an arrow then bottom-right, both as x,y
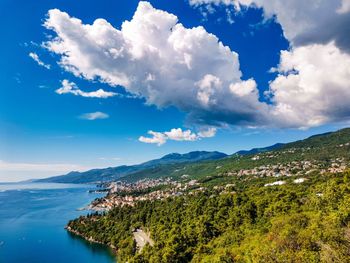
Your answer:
68,171 -> 350,262
67,128 -> 350,262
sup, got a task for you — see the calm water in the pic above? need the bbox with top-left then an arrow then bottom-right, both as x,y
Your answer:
0,183 -> 116,263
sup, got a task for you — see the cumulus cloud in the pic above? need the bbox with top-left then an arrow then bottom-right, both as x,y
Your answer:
43,1 -> 350,129
269,42 -> 350,128
79,111 -> 109,120
29,52 -> 51,69
198,127 -> 217,137
338,0 -> 350,14
164,128 -> 199,141
43,1 -> 268,127
189,0 -> 350,52
189,0 -> 350,127
56,79 -> 117,98
139,127 -> 216,146
139,131 -> 167,146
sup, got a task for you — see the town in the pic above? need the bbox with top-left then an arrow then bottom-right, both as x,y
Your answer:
88,155 -> 348,211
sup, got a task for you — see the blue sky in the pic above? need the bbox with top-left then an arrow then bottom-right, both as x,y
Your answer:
1,0 -> 349,181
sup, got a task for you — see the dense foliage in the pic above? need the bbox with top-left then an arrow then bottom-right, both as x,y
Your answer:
68,171 -> 350,262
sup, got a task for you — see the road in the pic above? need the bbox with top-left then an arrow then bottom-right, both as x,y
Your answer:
133,229 -> 154,251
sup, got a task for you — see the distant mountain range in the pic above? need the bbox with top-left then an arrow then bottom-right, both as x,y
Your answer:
235,143 -> 285,156
37,128 -> 350,184
37,151 -> 228,183
111,127 -> 350,183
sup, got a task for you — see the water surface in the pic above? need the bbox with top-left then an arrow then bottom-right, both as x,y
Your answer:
0,183 -> 116,263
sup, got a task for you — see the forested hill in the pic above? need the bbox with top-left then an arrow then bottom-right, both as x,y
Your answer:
69,171 -> 350,262
67,128 -> 350,262
235,142 -> 285,155
36,151 -> 227,183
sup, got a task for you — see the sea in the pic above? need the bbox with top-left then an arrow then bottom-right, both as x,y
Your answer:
0,182 -> 116,263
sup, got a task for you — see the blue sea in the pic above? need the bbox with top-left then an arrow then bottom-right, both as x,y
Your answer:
0,183 -> 116,263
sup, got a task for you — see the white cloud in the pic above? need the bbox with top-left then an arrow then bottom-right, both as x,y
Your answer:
198,127 -> 217,137
79,111 -> 109,120
230,78 -> 257,97
43,2 -> 268,127
29,52 -> 51,69
164,128 -> 199,141
189,0 -> 350,52
139,127 -> 216,146
195,74 -> 222,106
56,79 -> 117,98
43,1 -> 350,130
269,42 -> 350,128
189,0 -> 350,128
338,0 -> 350,13
139,131 -> 167,146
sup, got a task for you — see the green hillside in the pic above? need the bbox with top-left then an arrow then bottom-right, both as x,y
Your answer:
37,151 -> 227,184
67,127 -> 350,262
69,170 -> 350,263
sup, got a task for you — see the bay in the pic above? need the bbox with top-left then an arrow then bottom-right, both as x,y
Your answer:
0,182 -> 116,263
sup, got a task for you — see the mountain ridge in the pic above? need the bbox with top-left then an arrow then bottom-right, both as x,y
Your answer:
36,151 -> 228,183
234,143 -> 285,156
37,128 -> 350,184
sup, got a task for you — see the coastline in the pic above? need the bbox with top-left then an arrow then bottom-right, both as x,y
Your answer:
65,223 -> 153,259
0,183 -> 116,262
65,182 -> 117,253
65,225 -> 118,253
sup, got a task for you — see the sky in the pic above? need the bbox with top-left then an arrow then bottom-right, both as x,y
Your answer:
1,0 -> 350,182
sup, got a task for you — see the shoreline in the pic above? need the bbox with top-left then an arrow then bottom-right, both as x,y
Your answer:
65,225 -> 118,254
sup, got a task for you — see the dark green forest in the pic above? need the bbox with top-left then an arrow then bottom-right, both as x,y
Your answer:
68,170 -> 350,262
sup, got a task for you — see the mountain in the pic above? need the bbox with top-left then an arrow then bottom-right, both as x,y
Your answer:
36,151 -> 228,184
37,128 -> 350,184
143,151 -> 227,166
235,143 -> 285,156
120,127 -> 350,183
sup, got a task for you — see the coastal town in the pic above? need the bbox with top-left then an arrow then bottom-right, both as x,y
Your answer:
87,154 -> 349,212
88,178 -> 200,211
224,158 -> 348,178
